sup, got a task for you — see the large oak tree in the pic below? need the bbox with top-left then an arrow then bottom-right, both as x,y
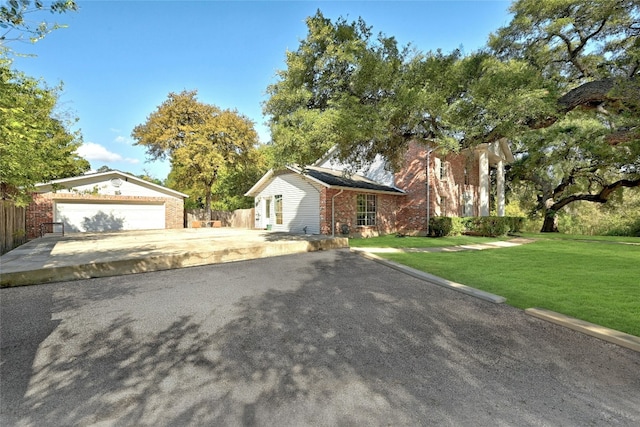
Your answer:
489,0 -> 640,232
265,3 -> 639,232
132,90 -> 259,219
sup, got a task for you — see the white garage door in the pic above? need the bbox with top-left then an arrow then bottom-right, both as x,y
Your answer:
55,202 -> 165,232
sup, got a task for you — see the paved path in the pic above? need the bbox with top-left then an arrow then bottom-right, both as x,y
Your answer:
1,250 -> 639,426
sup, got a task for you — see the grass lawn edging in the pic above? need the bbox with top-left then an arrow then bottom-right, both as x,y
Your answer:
351,236 -> 640,352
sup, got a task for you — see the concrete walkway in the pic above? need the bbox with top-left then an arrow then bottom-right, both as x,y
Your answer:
0,228 -> 348,287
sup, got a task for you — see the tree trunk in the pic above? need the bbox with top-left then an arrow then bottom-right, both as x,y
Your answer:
540,210 -> 559,233
205,192 -> 212,222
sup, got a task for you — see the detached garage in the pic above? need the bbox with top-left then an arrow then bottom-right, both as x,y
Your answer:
26,171 -> 187,238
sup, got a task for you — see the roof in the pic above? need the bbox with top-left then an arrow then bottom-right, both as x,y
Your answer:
34,170 -> 189,199
298,166 -> 405,195
245,165 -> 404,197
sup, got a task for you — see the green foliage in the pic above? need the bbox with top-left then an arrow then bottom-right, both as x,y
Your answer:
429,216 -> 524,237
490,0 -> 640,232
132,90 -> 261,216
427,217 -> 453,237
264,11 -> 423,170
0,58 -> 89,205
0,0 -> 77,49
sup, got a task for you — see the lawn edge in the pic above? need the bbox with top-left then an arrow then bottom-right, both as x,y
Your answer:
526,308 -> 640,353
351,248 -> 506,304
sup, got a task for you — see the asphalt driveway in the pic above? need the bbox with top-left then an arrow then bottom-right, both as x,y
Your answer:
1,250 -> 639,426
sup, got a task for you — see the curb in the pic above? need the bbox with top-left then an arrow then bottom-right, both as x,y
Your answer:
351,248 -> 506,304
352,248 -> 640,353
526,308 -> 640,353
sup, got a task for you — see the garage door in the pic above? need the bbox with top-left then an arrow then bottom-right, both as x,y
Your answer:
55,202 -> 165,232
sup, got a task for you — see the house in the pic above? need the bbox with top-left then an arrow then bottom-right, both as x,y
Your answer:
26,171 -> 188,238
245,140 -> 514,237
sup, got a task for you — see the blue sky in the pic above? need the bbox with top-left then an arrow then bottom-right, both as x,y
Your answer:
12,0 -> 513,180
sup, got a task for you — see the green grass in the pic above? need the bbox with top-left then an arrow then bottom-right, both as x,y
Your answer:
349,234 -> 507,248
516,233 -> 640,244
367,237 -> 639,337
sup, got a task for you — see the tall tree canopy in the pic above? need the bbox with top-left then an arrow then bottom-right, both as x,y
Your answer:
265,3 -> 639,232
264,11 -> 417,170
0,58 -> 89,204
132,90 -> 260,218
489,0 -> 640,231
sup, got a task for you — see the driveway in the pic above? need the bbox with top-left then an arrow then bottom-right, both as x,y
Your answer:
1,250 -> 639,426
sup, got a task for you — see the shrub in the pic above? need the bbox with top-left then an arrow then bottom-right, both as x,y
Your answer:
428,217 -> 453,237
429,216 -> 525,237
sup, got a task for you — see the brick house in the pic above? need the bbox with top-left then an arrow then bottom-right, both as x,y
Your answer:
245,140 -> 514,237
26,171 -> 187,239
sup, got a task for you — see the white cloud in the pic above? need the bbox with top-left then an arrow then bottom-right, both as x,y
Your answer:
114,135 -> 131,144
77,142 -> 139,164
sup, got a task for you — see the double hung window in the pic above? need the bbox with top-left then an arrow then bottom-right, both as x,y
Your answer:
356,194 -> 376,226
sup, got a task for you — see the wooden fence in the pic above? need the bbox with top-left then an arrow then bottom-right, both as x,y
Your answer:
1,201 -> 27,255
186,208 -> 255,229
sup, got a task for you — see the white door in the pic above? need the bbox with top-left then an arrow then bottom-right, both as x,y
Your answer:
55,202 -> 165,232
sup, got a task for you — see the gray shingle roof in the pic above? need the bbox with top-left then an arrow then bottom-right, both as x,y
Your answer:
301,166 -> 404,194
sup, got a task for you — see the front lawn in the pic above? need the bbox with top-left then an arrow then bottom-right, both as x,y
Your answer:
357,236 -> 640,337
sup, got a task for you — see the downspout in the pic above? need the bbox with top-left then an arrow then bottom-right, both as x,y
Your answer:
331,188 -> 344,237
425,147 -> 434,236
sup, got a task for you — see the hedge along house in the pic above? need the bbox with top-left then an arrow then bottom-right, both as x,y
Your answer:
26,171 -> 188,239
246,139 -> 514,237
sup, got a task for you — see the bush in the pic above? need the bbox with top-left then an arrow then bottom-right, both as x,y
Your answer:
428,217 -> 453,237
429,216 -> 525,237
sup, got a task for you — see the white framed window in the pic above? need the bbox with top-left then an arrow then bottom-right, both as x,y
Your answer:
439,160 -> 447,180
265,198 -> 271,219
356,194 -> 376,226
274,195 -> 283,225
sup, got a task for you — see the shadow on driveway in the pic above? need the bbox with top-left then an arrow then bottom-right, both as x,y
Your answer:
2,250 -> 639,425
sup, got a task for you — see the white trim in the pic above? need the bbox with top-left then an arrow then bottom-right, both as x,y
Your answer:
35,171 -> 188,199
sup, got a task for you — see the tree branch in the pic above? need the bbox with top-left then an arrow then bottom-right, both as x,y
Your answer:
551,177 -> 640,211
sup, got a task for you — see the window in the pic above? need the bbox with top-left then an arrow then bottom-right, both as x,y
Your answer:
357,194 -> 376,226
274,195 -> 283,225
439,160 -> 447,180
265,198 -> 271,219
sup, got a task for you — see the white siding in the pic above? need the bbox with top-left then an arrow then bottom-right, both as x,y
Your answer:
254,173 -> 321,234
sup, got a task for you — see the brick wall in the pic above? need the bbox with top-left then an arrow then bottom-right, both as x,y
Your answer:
319,188 -> 400,237
26,193 -> 184,238
394,141 -> 479,234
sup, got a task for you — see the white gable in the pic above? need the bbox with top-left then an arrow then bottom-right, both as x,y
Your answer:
35,171 -> 187,199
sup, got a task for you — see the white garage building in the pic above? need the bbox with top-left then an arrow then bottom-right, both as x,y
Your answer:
26,171 -> 187,238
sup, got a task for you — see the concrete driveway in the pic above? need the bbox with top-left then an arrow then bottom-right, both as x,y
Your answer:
1,250 -> 639,426
0,228 -> 348,287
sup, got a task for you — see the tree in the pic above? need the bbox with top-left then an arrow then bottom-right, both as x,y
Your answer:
0,58 -> 89,204
264,11 -> 422,171
1,0 -> 77,49
488,0 -> 640,232
132,90 -> 259,219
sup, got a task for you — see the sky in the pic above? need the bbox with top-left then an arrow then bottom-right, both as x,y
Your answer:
11,0 -> 513,181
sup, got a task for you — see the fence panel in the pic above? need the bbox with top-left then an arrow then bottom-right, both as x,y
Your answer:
1,201 -> 27,255
186,208 -> 255,229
